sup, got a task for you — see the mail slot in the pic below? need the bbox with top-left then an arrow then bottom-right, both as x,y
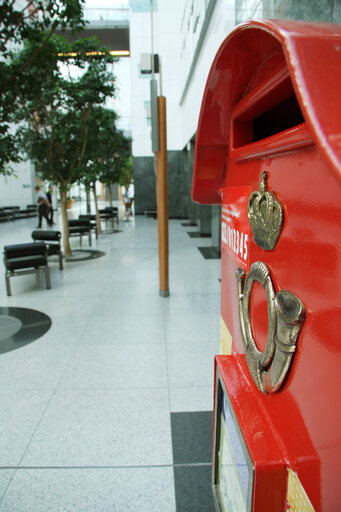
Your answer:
192,19 -> 341,511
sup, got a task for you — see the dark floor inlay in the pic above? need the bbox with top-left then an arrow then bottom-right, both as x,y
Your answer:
174,465 -> 215,512
0,315 -> 22,341
66,249 -> 105,262
171,411 -> 213,465
0,307 -> 51,355
187,232 -> 211,238
102,229 -> 122,234
198,247 -> 221,259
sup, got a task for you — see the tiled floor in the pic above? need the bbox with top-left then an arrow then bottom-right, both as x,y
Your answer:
0,207 -> 220,511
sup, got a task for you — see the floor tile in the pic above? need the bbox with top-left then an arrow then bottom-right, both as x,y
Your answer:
93,295 -> 164,317
47,316 -> 89,338
187,231 -> 211,238
0,390 -> 52,466
20,388 -> 173,467
79,313 -> 165,345
167,339 -> 217,387
165,311 -> 220,344
59,344 -> 168,389
0,467 -> 176,512
198,246 -> 221,259
0,470 -> 15,501
0,343 -> 76,390
171,411 -> 213,465
173,465 -> 215,512
33,296 -> 100,319
169,386 -> 214,413
163,294 -> 220,316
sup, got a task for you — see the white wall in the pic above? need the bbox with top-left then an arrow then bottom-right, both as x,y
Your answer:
129,11 -> 157,157
0,160 -> 35,208
180,0 -> 235,146
108,57 -> 132,136
129,0 -> 236,157
129,0 -> 183,156
155,0 -> 184,150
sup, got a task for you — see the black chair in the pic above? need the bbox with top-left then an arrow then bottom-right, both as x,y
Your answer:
79,214 -> 98,239
31,230 -> 63,270
99,207 -> 119,230
0,206 -> 19,221
68,219 -> 92,247
3,242 -> 51,296
104,206 -> 119,225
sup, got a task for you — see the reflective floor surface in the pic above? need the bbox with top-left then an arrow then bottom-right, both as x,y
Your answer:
0,208 -> 220,511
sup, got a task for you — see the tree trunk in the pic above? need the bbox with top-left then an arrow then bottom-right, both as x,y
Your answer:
108,184 -> 113,208
59,187 -> 72,257
92,183 -> 102,234
86,188 -> 91,213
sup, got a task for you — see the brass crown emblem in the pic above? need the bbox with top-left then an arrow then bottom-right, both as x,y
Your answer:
247,171 -> 283,251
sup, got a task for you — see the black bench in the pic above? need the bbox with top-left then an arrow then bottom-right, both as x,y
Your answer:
145,207 -> 157,218
15,207 -> 38,219
99,207 -> 119,230
3,242 -> 51,296
0,211 -> 12,222
0,206 -> 20,222
68,219 -> 92,247
79,214 -> 98,239
104,206 -> 119,225
31,230 -> 63,270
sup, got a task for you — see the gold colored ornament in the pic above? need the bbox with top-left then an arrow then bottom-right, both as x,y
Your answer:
248,171 -> 284,250
236,262 -> 305,394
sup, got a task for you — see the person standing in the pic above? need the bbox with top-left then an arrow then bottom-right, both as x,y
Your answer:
35,186 -> 51,228
46,184 -> 54,225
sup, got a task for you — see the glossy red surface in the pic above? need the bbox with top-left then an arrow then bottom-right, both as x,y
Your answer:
193,20 -> 341,512
192,19 -> 341,204
214,356 -> 291,511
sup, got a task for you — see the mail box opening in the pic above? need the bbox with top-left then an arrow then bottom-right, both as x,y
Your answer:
231,65 -> 308,153
253,94 -> 304,143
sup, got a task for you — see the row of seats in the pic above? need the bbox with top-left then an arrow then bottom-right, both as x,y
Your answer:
0,205 -> 37,222
3,230 -> 62,296
3,207 -> 120,296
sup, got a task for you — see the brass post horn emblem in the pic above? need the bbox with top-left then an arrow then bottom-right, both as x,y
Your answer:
236,262 -> 305,394
248,171 -> 284,250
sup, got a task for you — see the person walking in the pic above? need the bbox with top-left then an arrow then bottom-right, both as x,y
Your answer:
46,184 -> 54,225
35,186 -> 51,228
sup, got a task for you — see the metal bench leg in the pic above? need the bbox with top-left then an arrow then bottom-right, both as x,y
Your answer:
58,251 -> 63,270
80,235 -> 82,247
5,272 -> 11,296
45,266 -> 51,289
89,232 -> 92,246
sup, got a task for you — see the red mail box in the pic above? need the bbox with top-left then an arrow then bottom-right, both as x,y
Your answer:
192,19 -> 341,511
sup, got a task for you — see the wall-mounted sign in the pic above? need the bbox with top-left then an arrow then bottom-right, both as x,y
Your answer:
221,187 -> 251,269
213,371 -> 254,511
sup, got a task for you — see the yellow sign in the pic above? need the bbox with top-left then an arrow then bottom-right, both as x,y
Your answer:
220,317 -> 232,355
287,469 -> 315,512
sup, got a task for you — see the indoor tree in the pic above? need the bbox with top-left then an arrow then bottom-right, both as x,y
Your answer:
83,106 -> 131,213
18,35 -> 117,256
0,0 -> 85,174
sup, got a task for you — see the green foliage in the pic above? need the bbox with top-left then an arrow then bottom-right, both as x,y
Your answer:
18,35 -> 117,190
0,0 -> 86,174
119,156 -> 133,189
79,106 -> 131,189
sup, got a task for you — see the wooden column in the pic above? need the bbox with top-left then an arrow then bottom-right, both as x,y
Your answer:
155,96 -> 169,297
